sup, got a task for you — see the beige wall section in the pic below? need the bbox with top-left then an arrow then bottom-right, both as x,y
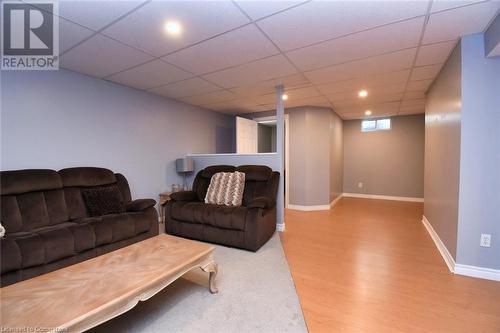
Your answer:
424,43 -> 462,260
343,114 -> 425,198
289,107 -> 343,206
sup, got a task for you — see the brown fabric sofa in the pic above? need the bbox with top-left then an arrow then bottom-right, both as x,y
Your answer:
0,167 -> 158,287
165,165 -> 279,251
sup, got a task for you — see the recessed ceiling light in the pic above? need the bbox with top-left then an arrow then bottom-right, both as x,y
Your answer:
164,21 -> 182,36
282,94 -> 288,101
358,90 -> 368,98
365,110 -> 372,116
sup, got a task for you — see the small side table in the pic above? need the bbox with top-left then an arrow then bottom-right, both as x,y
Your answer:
159,192 -> 172,224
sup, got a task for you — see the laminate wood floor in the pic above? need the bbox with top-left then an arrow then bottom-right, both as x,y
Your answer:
280,197 -> 500,333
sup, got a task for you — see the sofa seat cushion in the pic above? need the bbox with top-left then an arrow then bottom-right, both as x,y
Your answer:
0,238 -> 22,274
37,227 -> 75,264
2,222 -> 78,270
100,214 -> 135,242
170,202 -> 247,231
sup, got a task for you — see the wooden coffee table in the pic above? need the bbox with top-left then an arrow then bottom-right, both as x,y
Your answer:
1,234 -> 218,333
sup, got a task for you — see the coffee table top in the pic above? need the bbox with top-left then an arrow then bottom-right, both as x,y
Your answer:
1,234 -> 215,331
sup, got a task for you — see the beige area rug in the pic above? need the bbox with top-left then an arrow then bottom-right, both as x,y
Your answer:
90,233 -> 308,333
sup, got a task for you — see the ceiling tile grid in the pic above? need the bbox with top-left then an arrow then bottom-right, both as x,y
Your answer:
48,0 -> 499,117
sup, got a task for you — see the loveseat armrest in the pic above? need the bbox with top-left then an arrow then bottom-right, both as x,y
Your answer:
247,197 -> 275,209
126,199 -> 156,212
170,191 -> 198,202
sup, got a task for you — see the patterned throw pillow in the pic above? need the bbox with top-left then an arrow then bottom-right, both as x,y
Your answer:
82,184 -> 125,217
205,171 -> 245,206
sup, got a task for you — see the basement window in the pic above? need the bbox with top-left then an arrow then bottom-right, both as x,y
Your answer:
361,118 -> 391,132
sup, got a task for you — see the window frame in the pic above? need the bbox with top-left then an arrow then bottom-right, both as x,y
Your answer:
361,118 -> 392,132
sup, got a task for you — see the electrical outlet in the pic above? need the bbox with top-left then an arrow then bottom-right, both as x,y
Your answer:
480,234 -> 491,247
357,182 -> 363,189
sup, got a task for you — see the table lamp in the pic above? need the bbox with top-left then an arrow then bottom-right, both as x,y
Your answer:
176,158 -> 194,191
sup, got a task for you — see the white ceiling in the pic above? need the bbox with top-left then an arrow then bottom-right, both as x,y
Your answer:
30,0 -> 500,119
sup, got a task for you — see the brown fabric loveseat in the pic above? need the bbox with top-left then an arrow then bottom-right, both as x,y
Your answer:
0,167 -> 158,287
165,165 -> 279,251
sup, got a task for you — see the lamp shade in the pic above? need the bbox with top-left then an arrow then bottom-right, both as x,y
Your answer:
176,158 -> 194,173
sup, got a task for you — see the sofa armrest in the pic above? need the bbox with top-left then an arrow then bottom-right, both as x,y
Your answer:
170,191 -> 198,202
126,199 -> 156,212
247,197 -> 275,209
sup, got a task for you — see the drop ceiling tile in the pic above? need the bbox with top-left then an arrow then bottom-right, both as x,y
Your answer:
305,48 -> 416,85
410,64 -> 443,81
416,41 -> 456,66
285,95 -> 331,108
59,1 -> 145,30
252,85 -> 322,105
102,1 -> 250,56
59,18 -> 94,54
430,0 -> 485,13
163,25 -> 279,75
230,74 -> 309,97
148,78 -> 221,99
180,90 -> 239,106
253,94 -> 278,105
286,85 -> 322,99
316,70 -> 410,95
257,1 -> 429,51
206,98 -> 260,113
329,92 -> 404,108
286,17 -> 424,71
234,0 -> 308,20
202,55 -> 298,88
60,35 -> 153,78
404,91 -> 427,100
106,60 -> 193,90
407,79 -> 433,92
399,106 -> 425,115
422,1 -> 500,44
338,101 -> 400,116
401,99 -> 426,108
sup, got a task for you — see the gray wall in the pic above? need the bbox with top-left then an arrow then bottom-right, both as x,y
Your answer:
343,114 -> 425,198
330,111 -> 343,202
484,12 -> 500,57
457,34 -> 500,269
244,107 -> 343,207
288,107 -> 342,206
1,69 -> 235,201
424,43 -> 462,260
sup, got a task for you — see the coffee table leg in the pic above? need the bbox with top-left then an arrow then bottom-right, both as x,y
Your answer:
200,260 -> 218,294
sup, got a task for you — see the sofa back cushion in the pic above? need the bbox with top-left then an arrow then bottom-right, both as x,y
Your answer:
0,170 -> 69,233
236,165 -> 273,206
59,167 -> 119,220
193,165 -> 274,206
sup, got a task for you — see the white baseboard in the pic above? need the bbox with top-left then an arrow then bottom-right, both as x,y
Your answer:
287,204 -> 331,211
455,264 -> 500,281
422,215 -> 500,282
287,194 -> 344,211
330,195 -> 343,208
343,193 -> 424,202
421,216 -> 456,273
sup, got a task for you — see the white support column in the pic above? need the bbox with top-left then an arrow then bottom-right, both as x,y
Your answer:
275,85 -> 285,231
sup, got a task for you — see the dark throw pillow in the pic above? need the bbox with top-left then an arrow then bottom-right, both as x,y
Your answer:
82,185 -> 125,217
